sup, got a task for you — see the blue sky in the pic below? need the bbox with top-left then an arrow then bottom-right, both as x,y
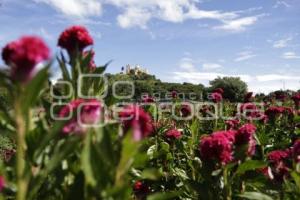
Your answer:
0,0 -> 300,93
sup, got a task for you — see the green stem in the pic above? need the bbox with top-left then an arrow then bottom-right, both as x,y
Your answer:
15,100 -> 28,200
223,167 -> 232,200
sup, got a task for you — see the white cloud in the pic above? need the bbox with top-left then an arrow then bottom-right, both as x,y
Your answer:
202,63 -> 222,71
34,0 -> 102,18
214,15 -> 263,32
179,57 -> 196,72
117,7 -> 151,29
282,52 -> 300,59
273,0 -> 291,8
171,71 -> 300,93
34,0 -> 264,30
273,37 -> 292,48
256,74 -> 300,81
234,51 -> 256,62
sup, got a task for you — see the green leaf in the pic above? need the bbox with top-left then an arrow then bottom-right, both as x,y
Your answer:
141,168 -> 162,180
33,120 -> 65,162
46,137 -> 79,173
237,192 -> 273,200
160,142 -> 170,153
93,60 -> 112,75
147,145 -> 156,160
115,132 -> 140,185
172,168 -> 189,180
291,171 -> 300,189
22,66 -> 50,113
236,160 -> 266,175
81,132 -> 97,187
57,52 -> 71,81
147,192 -> 180,200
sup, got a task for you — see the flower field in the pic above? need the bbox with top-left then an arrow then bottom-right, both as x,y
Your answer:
0,25 -> 300,200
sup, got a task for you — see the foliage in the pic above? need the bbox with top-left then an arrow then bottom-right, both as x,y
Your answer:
209,77 -> 248,102
0,26 -> 300,200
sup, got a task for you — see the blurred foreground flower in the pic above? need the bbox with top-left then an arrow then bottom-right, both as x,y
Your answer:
119,105 -> 154,141
2,36 -> 50,83
59,99 -> 102,135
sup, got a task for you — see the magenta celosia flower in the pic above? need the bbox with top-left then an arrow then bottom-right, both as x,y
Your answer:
213,88 -> 224,94
268,149 -> 291,163
142,96 -> 155,103
211,92 -> 222,103
119,105 -> 154,141
265,106 -> 294,120
2,36 -> 50,82
58,26 -> 93,53
254,112 -> 269,124
165,129 -> 182,139
240,103 -> 259,117
225,119 -> 240,130
180,104 -> 192,117
275,92 -> 286,101
171,90 -> 177,98
267,149 -> 291,182
292,140 -> 300,162
265,106 -> 285,120
199,130 -> 236,165
59,99 -> 102,135
292,93 -> 300,107
133,181 -> 150,196
83,50 -> 96,71
0,176 -> 4,192
235,123 -> 257,156
244,92 -> 253,102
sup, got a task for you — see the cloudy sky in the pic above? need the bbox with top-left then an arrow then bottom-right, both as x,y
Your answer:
0,0 -> 300,93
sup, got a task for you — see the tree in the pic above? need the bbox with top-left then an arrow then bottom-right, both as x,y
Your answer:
209,77 -> 248,102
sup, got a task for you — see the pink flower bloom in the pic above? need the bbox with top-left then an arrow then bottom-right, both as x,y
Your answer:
0,176 -> 4,192
235,124 -> 257,156
59,99 -> 102,135
213,88 -> 224,94
142,96 -> 155,103
268,149 -> 291,163
171,90 -> 177,98
266,106 -> 284,114
165,129 -> 182,139
211,92 -> 222,103
133,181 -> 150,194
292,93 -> 300,107
199,130 -> 236,165
83,50 -> 96,71
119,105 -> 154,141
292,140 -> 300,162
244,92 -> 253,102
265,106 -> 285,120
267,149 -> 291,182
275,92 -> 286,101
58,26 -> 93,53
225,119 -> 240,130
180,104 -> 192,117
2,36 -> 50,82
240,103 -> 258,117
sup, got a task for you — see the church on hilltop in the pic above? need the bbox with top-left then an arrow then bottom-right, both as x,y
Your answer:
121,64 -> 149,75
